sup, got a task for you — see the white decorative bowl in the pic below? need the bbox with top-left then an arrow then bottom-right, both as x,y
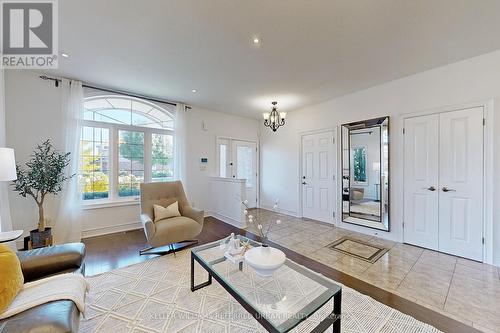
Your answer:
244,246 -> 286,277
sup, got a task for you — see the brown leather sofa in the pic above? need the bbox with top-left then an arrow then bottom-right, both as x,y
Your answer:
0,243 -> 85,333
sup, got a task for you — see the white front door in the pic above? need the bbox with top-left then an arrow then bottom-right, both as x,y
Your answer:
438,107 -> 483,261
403,114 -> 440,250
231,140 -> 258,208
301,131 -> 335,223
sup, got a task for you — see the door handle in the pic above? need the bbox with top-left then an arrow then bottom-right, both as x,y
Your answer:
442,187 -> 456,192
302,182 -> 307,185
423,186 -> 436,191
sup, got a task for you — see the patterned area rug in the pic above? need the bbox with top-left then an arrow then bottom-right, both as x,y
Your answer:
80,248 -> 441,333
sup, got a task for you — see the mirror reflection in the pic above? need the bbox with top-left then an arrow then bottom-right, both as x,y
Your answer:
342,116 -> 389,231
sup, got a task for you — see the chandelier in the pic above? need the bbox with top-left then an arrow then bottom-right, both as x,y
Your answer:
262,101 -> 287,132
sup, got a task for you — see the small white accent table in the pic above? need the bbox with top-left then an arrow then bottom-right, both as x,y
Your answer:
0,230 -> 23,243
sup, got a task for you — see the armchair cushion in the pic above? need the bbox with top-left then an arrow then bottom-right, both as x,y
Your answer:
180,206 -> 204,226
149,217 -> 203,247
153,201 -> 181,222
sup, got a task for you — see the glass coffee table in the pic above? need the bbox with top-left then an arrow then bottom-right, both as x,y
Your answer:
191,235 -> 341,333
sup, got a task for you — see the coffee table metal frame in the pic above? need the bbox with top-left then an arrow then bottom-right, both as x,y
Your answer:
190,236 -> 341,333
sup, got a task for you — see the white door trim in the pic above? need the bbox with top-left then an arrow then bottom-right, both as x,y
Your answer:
399,99 -> 494,264
298,128 -> 337,223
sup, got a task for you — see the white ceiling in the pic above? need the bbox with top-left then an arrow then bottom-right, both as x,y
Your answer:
51,0 -> 500,118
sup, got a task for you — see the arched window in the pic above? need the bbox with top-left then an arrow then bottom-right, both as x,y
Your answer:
83,95 -> 174,129
80,95 -> 175,201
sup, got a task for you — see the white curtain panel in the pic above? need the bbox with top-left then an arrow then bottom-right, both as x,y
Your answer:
174,103 -> 187,189
53,79 -> 84,243
0,69 -> 13,233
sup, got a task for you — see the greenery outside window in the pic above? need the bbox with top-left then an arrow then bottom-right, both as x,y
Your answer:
80,95 -> 175,202
352,146 -> 367,184
151,133 -> 174,182
118,130 -> 144,197
79,127 -> 110,200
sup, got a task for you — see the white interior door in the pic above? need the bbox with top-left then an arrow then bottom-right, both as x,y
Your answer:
403,115 -> 440,250
438,107 -> 483,261
301,131 -> 335,223
231,140 -> 258,208
404,107 -> 484,261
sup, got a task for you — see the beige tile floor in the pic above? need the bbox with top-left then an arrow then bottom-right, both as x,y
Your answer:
246,208 -> 500,333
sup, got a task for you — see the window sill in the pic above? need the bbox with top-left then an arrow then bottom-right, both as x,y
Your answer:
81,198 -> 140,210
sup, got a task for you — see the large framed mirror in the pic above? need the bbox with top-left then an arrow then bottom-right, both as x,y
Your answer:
341,116 -> 389,231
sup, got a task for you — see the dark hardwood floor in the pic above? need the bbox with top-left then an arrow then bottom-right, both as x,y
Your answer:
82,217 -> 478,333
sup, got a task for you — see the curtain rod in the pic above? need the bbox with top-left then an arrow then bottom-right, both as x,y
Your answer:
39,75 -> 191,109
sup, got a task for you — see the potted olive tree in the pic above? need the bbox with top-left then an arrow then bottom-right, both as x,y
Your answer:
12,140 -> 73,248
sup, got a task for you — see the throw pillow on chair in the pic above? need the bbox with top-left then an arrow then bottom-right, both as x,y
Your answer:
154,201 -> 181,222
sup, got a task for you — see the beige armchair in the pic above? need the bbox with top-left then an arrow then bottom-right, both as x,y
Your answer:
139,181 -> 204,255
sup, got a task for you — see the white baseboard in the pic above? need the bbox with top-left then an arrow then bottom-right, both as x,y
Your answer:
205,210 -> 246,229
259,204 -> 301,218
82,221 -> 142,239
493,256 -> 500,267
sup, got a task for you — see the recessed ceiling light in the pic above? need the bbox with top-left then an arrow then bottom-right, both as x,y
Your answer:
191,89 -> 197,93
61,52 -> 70,58
252,37 -> 261,44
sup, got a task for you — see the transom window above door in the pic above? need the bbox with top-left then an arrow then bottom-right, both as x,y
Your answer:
80,95 -> 175,203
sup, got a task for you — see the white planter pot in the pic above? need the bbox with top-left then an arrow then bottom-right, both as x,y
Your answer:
244,245 -> 286,277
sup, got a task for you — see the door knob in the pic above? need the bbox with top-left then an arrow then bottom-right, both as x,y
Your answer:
302,182 -> 307,185
442,187 -> 456,192
423,186 -> 436,191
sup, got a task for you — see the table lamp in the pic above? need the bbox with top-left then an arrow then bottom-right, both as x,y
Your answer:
0,147 -> 17,181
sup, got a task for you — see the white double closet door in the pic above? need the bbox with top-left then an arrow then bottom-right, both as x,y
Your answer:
403,107 -> 483,261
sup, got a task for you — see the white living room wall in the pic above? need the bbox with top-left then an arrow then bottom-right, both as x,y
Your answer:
4,70 -> 258,240
260,49 -> 500,265
5,70 -> 64,241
